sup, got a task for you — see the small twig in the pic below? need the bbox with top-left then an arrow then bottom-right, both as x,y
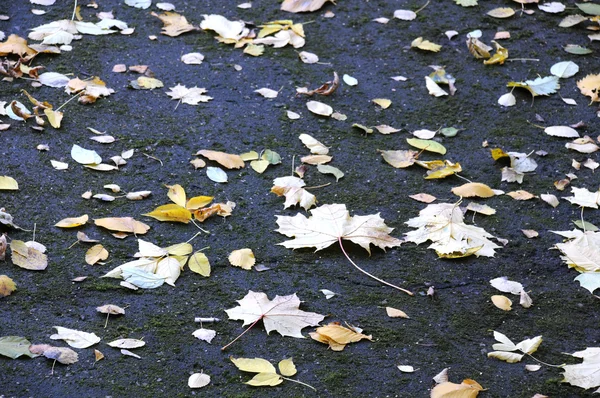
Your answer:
415,0 -> 430,14
338,238 -> 413,295
194,317 -> 220,323
142,152 -> 163,166
55,91 -> 84,112
221,317 -> 261,351
304,183 -> 331,190
281,377 -> 317,391
506,58 -> 540,62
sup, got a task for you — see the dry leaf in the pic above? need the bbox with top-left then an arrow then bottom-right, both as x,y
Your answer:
281,0 -> 334,12
577,74 -> 600,103
506,190 -> 536,200
310,322 -> 372,351
196,149 -> 244,169
86,244 -> 108,265
0,176 -> 19,191
522,229 -> 539,238
228,248 -> 256,270
491,295 -> 512,311
151,11 -> 197,37
192,328 -> 216,343
306,100 -> 333,116
166,84 -> 212,105
107,338 -> 145,349
255,88 -> 278,98
181,52 -> 204,64
50,326 -> 101,349
372,98 -> 392,109
55,214 -> 88,228
411,37 -> 441,52
0,275 -> 16,297
379,150 -> 419,168
271,176 -> 316,211
452,183 -> 496,198
94,217 -> 150,234
225,290 -> 325,338
386,307 -> 409,318
11,240 -> 48,270
562,347 -> 600,389
431,379 -> 484,398
409,193 -> 436,203
188,373 -> 211,388
299,133 -> 328,154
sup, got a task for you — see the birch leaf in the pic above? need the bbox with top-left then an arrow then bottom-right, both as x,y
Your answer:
86,244 -> 108,265
188,252 -> 210,276
551,61 -> 579,78
306,100 -> 333,116
228,248 -> 256,270
411,37 -> 441,52
507,76 -> 560,97
0,275 -> 16,297
55,215 -> 88,228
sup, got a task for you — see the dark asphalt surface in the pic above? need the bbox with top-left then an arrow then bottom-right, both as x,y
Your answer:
1,0 -> 600,397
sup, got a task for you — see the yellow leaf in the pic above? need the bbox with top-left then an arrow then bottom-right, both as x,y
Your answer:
94,217 -> 151,234
188,252 -> 210,276
10,241 -> 48,271
483,41 -> 508,65
281,0 -> 334,13
196,149 -> 245,169
164,242 -> 193,256
372,98 -> 392,109
312,323 -> 372,345
246,373 -> 283,387
228,248 -> 256,270
487,7 -> 515,18
243,44 -> 264,56
94,349 -> 104,362
186,195 -> 213,210
406,138 -> 447,155
151,11 -> 197,37
490,148 -> 509,160
436,245 -> 483,259
421,161 -> 462,179
230,357 -> 277,374
300,154 -> 332,165
386,307 -> 409,318
43,108 -> 63,128
55,214 -> 89,228
143,204 -> 192,223
85,244 -> 108,265
411,37 -> 442,52
0,274 -> 17,297
506,190 -> 536,200
166,184 -> 186,207
251,159 -> 270,173
431,379 -> 484,398
491,295 -> 512,311
487,351 -> 524,363
577,73 -> 600,103
451,183 -> 495,198
0,176 -> 18,190
278,358 -> 296,377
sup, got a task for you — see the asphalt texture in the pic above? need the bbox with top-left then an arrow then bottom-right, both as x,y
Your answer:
1,0 -> 600,397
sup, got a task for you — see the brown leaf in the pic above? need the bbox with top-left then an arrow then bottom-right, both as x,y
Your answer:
196,149 -> 245,169
298,72 -> 339,96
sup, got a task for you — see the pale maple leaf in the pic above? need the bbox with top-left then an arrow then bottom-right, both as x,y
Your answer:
404,203 -> 501,258
223,291 -> 324,349
166,84 -> 213,106
562,347 -> 600,390
276,203 -> 401,254
552,229 -> 600,272
271,176 -> 316,211
276,204 -> 411,294
563,187 -> 600,209
29,20 -> 116,45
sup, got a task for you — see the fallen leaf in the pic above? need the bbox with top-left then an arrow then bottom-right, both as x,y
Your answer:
151,11 -> 197,37
306,100 -> 333,116
487,331 -> 542,363
225,291 -> 325,340
228,248 -> 256,270
281,0 -> 334,12
188,252 -> 210,276
192,328 -> 216,343
507,76 -> 560,97
506,190 -> 536,200
431,379 -> 484,398
379,149 -> 419,168
11,240 -> 48,270
310,322 -> 372,351
271,176 -> 316,211
299,133 -> 328,154
85,244 -> 108,265
487,7 -> 515,18
107,338 -> 145,349
545,126 -> 579,138
166,84 -> 212,105
0,176 -> 19,190
404,202 -> 501,258
577,74 -> 600,103
394,9 -> 417,20
196,149 -> 244,169
451,183 -> 495,198
372,98 -> 392,109
181,52 -> 204,65
206,167 -> 228,183
409,193 -> 436,203
188,373 -> 211,388
386,307 -> 409,318
50,326 -> 101,348
298,51 -> 318,63
55,214 -> 88,228
411,37 -> 441,52
491,295 -> 512,311
406,138 -> 446,155
551,61 -> 579,78
94,217 -> 150,234
255,88 -> 278,98
0,275 -> 16,297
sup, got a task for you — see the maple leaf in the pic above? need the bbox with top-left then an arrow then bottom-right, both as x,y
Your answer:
0,34 -> 37,57
222,290 -> 324,349
577,74 -> 600,103
151,11 -> 197,37
562,347 -> 600,390
404,202 -> 501,258
563,187 -> 600,208
276,204 -> 411,294
552,229 -> 600,272
29,20 -> 116,45
271,176 -> 317,211
166,84 -> 212,107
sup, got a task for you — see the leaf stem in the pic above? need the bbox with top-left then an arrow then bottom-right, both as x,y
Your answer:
281,377 -> 317,391
454,173 -> 473,183
415,0 -> 430,14
104,313 -> 110,328
71,0 -> 78,21
55,91 -> 83,112
338,238 -> 413,295
525,353 -> 563,368
221,317 -> 261,351
304,182 -> 331,190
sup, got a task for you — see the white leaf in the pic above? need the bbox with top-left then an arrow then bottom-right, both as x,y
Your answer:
393,9 -> 417,20
286,110 -> 300,120
255,88 -> 278,98
51,160 -> 68,170
545,126 -> 579,138
181,53 -> 204,65
107,338 -> 146,349
121,349 -> 141,359
562,97 -> 577,105
188,373 -> 211,388
71,144 -> 102,165
125,0 -> 151,9
192,328 -> 216,343
487,351 -> 524,363
306,100 -> 333,116
38,72 -> 70,88
425,76 -> 448,97
50,326 -> 101,349
397,365 -> 416,372
550,61 -> 579,78
541,193 -> 559,208
156,2 -> 175,11
489,276 -> 524,295
122,268 -> 166,289
539,2 -> 565,13
319,289 -> 336,299
298,51 -> 318,64
343,74 -> 358,86
498,92 -> 516,107
206,167 -> 228,183
412,129 -> 436,139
